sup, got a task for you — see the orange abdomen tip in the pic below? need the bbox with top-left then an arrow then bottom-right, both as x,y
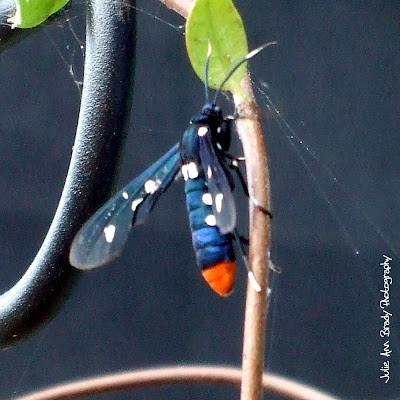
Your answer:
201,261 -> 236,296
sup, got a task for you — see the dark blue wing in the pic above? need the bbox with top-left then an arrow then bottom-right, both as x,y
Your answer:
70,143 -> 181,270
198,130 -> 236,234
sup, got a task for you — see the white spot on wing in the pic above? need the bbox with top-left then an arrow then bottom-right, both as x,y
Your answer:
131,197 -> 144,211
198,126 -> 208,136
144,179 -> 160,194
187,161 -> 199,179
122,192 -> 128,199
215,193 -> 223,213
207,166 -> 212,179
205,214 -> 216,226
104,224 -> 116,243
181,165 -> 189,181
202,193 -> 212,205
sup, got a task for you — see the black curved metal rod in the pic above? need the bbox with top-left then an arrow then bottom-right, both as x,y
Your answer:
0,0 -> 136,349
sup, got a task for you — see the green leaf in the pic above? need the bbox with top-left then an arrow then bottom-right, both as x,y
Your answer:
8,0 -> 70,29
185,0 -> 248,97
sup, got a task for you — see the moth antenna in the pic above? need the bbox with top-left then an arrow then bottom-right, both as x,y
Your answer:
212,41 -> 277,105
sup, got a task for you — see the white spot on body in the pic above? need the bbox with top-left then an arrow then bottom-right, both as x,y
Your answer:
122,192 -> 128,199
198,126 -> 208,136
181,165 -> 189,181
215,193 -> 224,213
202,193 -> 213,205
187,161 -> 199,179
207,166 -> 212,179
131,198 -> 144,211
205,214 -> 216,226
216,142 -> 222,150
144,179 -> 160,194
217,127 -> 221,133
104,224 -> 116,243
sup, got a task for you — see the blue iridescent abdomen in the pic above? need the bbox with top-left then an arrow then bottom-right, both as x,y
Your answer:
185,175 -> 235,270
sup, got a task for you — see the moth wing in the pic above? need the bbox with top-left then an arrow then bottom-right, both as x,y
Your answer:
70,143 -> 181,270
198,131 -> 236,234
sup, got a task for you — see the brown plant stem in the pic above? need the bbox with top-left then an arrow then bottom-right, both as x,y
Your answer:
234,75 -> 271,400
159,0 -> 192,17
13,366 -> 342,400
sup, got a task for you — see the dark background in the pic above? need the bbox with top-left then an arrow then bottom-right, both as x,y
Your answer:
0,0 -> 399,399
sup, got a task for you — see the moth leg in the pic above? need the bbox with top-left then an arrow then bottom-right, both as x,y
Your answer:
234,230 -> 282,274
237,234 -> 249,246
232,229 -> 261,292
225,154 -> 273,219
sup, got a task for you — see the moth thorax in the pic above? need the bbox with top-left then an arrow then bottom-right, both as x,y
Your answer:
212,120 -> 231,151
